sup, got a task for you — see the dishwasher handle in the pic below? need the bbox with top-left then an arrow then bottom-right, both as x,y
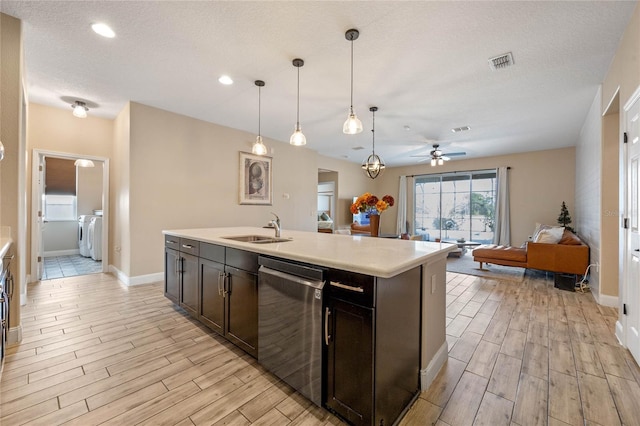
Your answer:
324,307 -> 331,345
258,266 -> 325,290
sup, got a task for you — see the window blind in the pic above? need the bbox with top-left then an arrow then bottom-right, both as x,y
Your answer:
45,157 -> 76,196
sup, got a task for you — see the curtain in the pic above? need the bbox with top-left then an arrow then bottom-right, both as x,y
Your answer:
493,166 -> 510,245
45,157 -> 76,195
396,175 -> 407,234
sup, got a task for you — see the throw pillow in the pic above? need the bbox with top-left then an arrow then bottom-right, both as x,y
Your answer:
558,229 -> 582,245
534,226 -> 564,244
320,212 -> 331,221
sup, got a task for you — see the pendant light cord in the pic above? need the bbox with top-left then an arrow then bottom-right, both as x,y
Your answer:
296,66 -> 300,127
350,39 -> 354,110
371,108 -> 375,154
258,85 -> 261,136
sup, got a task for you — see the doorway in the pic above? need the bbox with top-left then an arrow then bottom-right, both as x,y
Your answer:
31,150 -> 110,281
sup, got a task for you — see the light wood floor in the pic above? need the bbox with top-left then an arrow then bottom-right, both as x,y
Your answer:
1,270 -> 639,425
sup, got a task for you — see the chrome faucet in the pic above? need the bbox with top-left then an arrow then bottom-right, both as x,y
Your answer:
270,212 -> 281,238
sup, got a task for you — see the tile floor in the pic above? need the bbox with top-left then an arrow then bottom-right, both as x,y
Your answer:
42,255 -> 103,280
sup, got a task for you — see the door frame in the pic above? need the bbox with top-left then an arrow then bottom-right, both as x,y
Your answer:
30,149 -> 110,281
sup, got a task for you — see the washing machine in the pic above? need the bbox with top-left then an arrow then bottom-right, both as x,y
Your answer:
88,216 -> 103,261
78,215 -> 96,257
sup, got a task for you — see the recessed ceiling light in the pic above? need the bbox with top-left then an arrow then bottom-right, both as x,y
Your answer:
451,125 -> 471,133
404,125 -> 411,131
218,75 -> 233,85
91,23 -> 115,38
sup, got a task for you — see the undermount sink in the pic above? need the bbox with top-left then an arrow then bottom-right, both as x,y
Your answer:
222,235 -> 292,244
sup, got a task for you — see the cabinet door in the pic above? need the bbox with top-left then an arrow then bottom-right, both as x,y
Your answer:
180,253 -> 199,317
164,248 -> 180,304
200,258 -> 225,335
226,266 -> 258,357
326,298 -> 374,426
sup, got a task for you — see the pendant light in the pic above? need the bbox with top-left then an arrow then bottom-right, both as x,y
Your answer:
290,58 -> 306,146
343,29 -> 363,135
72,101 -> 88,118
362,106 -> 385,179
252,80 -> 268,155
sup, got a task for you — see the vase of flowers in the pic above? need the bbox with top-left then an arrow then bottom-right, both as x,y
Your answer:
350,192 -> 395,237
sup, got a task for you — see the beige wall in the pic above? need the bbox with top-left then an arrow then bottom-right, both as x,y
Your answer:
111,103 -> 131,276
77,164 -> 104,216
1,13 -> 25,335
376,148 -> 576,246
26,103 -> 114,274
125,102 -> 320,277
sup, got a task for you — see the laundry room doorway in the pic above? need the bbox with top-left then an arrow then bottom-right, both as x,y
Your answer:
31,149 -> 110,281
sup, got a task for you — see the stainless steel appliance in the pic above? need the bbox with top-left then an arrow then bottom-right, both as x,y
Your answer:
258,256 -> 325,406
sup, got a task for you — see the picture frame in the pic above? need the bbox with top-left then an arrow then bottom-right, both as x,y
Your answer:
239,151 -> 272,205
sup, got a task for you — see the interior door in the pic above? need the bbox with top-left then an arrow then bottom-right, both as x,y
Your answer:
625,92 -> 640,364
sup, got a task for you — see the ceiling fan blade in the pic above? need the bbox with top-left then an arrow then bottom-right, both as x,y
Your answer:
410,154 -> 432,158
442,151 -> 466,157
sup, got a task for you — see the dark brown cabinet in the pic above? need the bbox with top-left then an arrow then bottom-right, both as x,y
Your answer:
326,297 -> 374,425
325,267 -> 421,426
199,257 -> 225,335
225,265 -> 258,357
164,237 -> 180,304
179,252 -> 199,317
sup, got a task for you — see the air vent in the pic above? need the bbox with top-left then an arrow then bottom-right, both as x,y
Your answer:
451,126 -> 471,133
488,52 -> 514,70
352,146 -> 365,151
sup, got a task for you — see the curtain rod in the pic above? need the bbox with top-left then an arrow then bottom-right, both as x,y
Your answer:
405,166 -> 510,178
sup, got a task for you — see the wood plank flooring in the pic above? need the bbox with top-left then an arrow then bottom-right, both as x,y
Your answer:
1,269 -> 639,425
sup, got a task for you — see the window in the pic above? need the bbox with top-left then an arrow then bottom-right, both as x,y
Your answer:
413,170 -> 497,243
44,157 -> 77,221
44,194 -> 76,221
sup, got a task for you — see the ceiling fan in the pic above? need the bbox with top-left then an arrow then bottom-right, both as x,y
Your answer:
411,144 -> 466,165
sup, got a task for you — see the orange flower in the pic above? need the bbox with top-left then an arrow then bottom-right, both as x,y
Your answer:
350,192 -> 395,215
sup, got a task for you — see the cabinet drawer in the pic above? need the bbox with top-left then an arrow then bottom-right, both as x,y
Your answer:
200,243 -> 225,263
164,235 -> 180,249
226,247 -> 259,273
179,238 -> 200,256
327,268 -> 375,308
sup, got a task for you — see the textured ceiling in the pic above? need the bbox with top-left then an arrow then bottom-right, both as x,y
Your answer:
1,1 -> 636,166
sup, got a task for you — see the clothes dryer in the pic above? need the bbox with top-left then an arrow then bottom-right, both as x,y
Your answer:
78,215 -> 96,257
88,216 -> 103,261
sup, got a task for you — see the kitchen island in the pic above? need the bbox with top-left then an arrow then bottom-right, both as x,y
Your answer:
163,227 -> 454,425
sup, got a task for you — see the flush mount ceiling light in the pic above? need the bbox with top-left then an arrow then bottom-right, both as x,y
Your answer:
290,58 -> 306,146
343,29 -> 363,135
91,23 -> 115,38
74,159 -> 95,167
362,107 -> 385,179
218,75 -> 233,85
72,101 -> 88,118
451,125 -> 471,133
252,80 -> 268,156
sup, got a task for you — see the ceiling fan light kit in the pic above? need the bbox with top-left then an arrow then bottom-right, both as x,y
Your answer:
343,29 -> 363,135
362,106 -> 385,179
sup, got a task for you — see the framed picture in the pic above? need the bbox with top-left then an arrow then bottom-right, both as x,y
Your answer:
239,152 -> 272,205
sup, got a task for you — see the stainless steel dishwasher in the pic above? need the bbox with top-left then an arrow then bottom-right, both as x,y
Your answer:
258,256 -> 325,406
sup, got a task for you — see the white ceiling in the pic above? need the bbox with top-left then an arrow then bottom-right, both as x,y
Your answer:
1,1 -> 636,166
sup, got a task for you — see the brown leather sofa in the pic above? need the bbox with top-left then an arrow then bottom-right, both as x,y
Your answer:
472,229 -> 589,275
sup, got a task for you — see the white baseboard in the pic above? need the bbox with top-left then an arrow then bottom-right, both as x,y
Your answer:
420,341 -> 448,390
7,324 -> 22,345
109,265 -> 163,287
44,249 -> 80,257
594,292 -> 618,308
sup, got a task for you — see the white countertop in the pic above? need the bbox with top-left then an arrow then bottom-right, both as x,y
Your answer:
163,227 -> 456,278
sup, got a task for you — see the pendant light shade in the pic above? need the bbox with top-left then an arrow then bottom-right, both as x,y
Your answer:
252,80 -> 268,155
343,29 -> 363,135
290,58 -> 306,146
72,100 -> 88,118
362,106 -> 385,179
